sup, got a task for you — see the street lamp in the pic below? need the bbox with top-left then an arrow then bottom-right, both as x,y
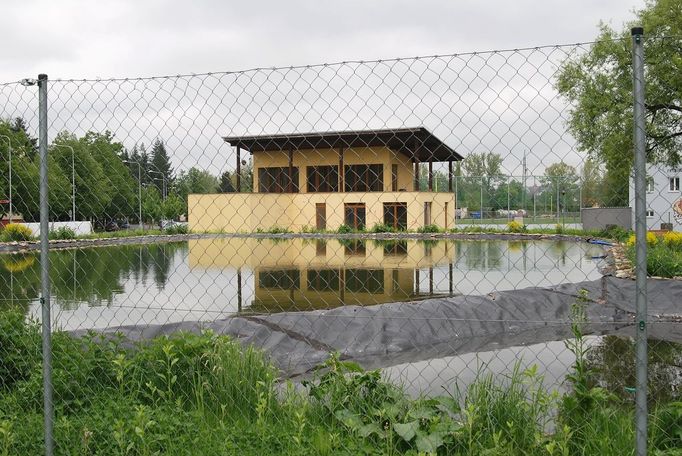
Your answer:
123,160 -> 143,231
0,135 -> 11,223
52,144 -> 76,222
147,169 -> 167,201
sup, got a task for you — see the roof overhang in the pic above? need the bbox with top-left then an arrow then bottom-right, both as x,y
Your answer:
223,127 -> 463,162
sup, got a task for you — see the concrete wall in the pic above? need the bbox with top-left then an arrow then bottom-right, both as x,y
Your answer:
188,191 -> 455,233
23,221 -> 93,237
629,164 -> 682,231
580,207 -> 631,231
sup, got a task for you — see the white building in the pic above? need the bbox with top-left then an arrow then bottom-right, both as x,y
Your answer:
629,164 -> 682,231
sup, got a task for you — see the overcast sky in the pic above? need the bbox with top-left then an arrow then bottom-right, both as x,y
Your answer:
2,0 -> 644,81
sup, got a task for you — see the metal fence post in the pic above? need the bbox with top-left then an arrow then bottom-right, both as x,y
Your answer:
38,73 -> 55,456
631,26 -> 648,456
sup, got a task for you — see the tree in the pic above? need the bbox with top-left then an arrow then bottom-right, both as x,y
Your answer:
151,139 -> 174,196
581,158 -> 606,207
218,170 -> 236,193
142,186 -> 163,225
161,194 -> 183,220
175,167 -> 219,213
459,152 -> 505,210
556,0 -> 682,205
539,162 -> 580,214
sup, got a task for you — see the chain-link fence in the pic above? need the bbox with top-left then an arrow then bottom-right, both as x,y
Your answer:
0,29 -> 681,455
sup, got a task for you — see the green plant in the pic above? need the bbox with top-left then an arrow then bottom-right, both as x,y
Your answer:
506,220 -> 526,233
417,224 -> 441,234
370,223 -> 395,233
336,224 -> 353,234
554,223 -> 564,234
0,224 -> 34,242
48,226 -> 77,240
163,224 -> 188,235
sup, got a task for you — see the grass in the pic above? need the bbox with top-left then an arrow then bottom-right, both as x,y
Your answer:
1,305 -> 681,455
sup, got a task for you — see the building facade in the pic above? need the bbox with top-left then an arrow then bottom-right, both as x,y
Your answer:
629,164 -> 682,231
189,128 -> 463,232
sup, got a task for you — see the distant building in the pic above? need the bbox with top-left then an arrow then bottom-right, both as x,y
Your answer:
189,128 -> 463,232
629,164 -> 682,231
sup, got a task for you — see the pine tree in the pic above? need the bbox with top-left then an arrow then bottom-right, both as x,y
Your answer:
151,139 -> 174,197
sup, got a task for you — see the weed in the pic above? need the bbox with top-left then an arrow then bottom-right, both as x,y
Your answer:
336,224 -> 353,234
0,224 -> 33,242
506,220 -> 526,233
163,224 -> 188,235
417,224 -> 441,233
48,226 -> 77,240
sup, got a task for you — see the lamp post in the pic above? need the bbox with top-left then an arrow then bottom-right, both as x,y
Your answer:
0,135 -> 11,223
147,169 -> 167,201
52,144 -> 76,222
123,160 -> 143,231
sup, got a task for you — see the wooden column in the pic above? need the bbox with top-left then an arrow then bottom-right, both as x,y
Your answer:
428,160 -> 433,191
236,146 -> 241,192
237,267 -> 242,312
415,269 -> 420,296
338,147 -> 344,192
413,159 -> 420,191
448,160 -> 453,192
288,147 -> 294,193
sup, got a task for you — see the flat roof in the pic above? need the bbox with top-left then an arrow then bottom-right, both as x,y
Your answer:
222,127 -> 463,162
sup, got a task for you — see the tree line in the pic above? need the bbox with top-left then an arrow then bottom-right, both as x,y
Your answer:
0,118 -> 252,225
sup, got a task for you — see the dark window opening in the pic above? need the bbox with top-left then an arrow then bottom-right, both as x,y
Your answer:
344,203 -> 366,230
258,269 -> 300,290
383,202 -> 408,230
306,166 -> 339,192
343,239 -> 366,256
345,269 -> 384,294
307,269 -> 341,291
344,164 -> 383,192
258,167 -> 299,193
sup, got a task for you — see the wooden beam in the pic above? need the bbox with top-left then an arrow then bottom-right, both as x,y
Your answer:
236,146 -> 241,192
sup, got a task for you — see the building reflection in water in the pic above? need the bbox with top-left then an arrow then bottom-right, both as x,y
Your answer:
188,238 -> 457,313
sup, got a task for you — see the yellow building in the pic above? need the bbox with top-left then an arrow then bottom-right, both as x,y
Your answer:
189,128 -> 463,233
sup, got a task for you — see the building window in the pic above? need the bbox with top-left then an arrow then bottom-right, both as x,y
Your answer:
344,164 -> 383,192
344,203 -> 366,230
646,209 -> 654,218
345,269 -> 384,294
258,269 -> 300,290
306,166 -> 339,192
258,167 -> 299,193
307,269 -> 340,292
383,202 -> 407,230
646,176 -> 654,193
669,176 -> 680,192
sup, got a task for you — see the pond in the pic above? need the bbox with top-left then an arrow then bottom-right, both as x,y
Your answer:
0,237 -> 607,331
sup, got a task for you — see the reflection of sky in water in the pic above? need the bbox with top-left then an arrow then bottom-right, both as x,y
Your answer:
0,238 -> 605,330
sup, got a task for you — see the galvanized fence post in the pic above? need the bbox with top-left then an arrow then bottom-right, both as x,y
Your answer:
631,27 -> 648,456
38,73 -> 55,456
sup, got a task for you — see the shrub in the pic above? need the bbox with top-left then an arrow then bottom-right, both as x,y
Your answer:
370,223 -> 394,233
337,224 -> 353,234
417,224 -> 441,233
506,220 -> 526,233
662,231 -> 682,251
554,223 -> 565,234
48,226 -> 77,240
0,224 -> 34,242
626,231 -> 659,247
164,224 -> 188,235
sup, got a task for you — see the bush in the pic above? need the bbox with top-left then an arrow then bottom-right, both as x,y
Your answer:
626,231 -> 659,247
370,223 -> 394,233
0,224 -> 34,242
48,226 -> 77,240
337,224 -> 353,234
164,224 -> 188,235
554,223 -> 565,234
662,231 -> 682,251
506,220 -> 526,233
597,225 -> 631,243
417,224 -> 441,233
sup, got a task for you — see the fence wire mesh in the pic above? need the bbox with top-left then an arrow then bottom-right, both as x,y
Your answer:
0,36 -> 681,455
